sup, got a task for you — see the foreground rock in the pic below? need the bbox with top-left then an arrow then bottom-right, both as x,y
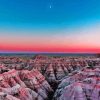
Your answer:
53,67 -> 100,100
0,66 -> 53,100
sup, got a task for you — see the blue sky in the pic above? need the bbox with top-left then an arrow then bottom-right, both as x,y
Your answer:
0,0 -> 100,29
0,0 -> 100,52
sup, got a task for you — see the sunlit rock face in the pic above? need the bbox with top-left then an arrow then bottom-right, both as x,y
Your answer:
0,65 -> 53,100
53,67 -> 100,100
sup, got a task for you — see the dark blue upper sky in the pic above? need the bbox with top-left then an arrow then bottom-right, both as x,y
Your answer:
0,0 -> 100,29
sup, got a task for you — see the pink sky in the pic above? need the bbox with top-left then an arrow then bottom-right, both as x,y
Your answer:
0,24 -> 100,53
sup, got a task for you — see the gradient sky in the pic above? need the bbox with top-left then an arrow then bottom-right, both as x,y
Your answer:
0,0 -> 100,53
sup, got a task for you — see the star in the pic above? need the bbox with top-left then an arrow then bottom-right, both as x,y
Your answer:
50,5 -> 52,9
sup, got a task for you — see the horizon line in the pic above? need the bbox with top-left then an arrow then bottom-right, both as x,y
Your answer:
0,52 -> 98,54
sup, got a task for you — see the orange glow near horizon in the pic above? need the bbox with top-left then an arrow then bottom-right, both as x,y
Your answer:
0,43 -> 100,53
0,24 -> 100,53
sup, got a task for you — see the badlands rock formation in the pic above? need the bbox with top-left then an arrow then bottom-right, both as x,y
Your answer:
0,54 -> 99,100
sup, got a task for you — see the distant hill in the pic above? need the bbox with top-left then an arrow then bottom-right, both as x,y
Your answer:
96,54 -> 100,57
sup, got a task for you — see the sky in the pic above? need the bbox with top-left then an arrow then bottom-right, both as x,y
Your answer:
0,0 -> 100,53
